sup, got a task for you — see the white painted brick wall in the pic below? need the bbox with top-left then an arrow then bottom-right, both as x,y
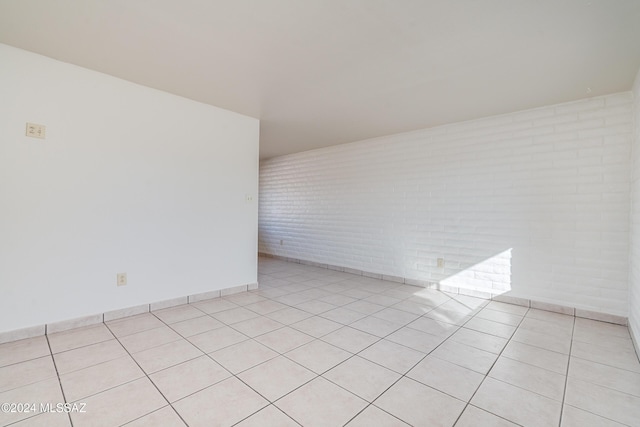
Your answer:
260,93 -> 633,316
630,68 -> 640,343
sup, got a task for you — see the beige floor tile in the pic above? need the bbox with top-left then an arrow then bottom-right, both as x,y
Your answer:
350,316 -> 403,338
569,357 -> 640,397
526,309 -> 574,327
512,327 -> 572,354
374,377 -> 465,427
0,336 -> 50,368
343,301 -> 386,315
274,292 -> 315,306
124,405 -> 186,426
358,339 -> 425,374
234,405 -> 299,427
341,288 -> 376,299
149,355 -> 230,403
471,377 -> 562,427
408,289 -> 451,308
438,299 -> 482,316
209,340 -> 278,374
230,316 -> 284,338
486,301 -> 529,316
238,356 -> 316,401
48,324 -> 114,354
455,405 -> 519,427
574,318 -> 630,339
372,308 -> 420,326
173,377 -> 269,427
119,326 -> 182,353
385,327 -> 443,353
565,377 -> 640,426
0,378 -> 65,425
364,294 -> 403,307
187,326 -> 248,353
463,317 -> 516,339
318,294 -> 358,307
290,316 -> 342,338
0,356 -> 56,392
254,326 -> 314,353
107,313 -> 165,338
423,307 -> 472,325
54,339 -> 128,374
571,341 -> 640,373
502,340 -> 569,374
152,305 -> 204,324
296,289 -> 333,301
407,355 -> 484,401
132,339 -> 203,374
170,315 -> 224,337
405,316 -> 458,338
264,307 -> 313,325
474,308 -> 523,326
451,327 -> 508,354
10,411 -> 72,427
223,293 -> 268,306
573,330 -> 636,352
60,355 -> 144,401
345,405 -> 409,426
212,307 -> 260,325
191,298 -> 239,314
276,377 -> 367,427
391,299 -> 436,315
519,317 -> 573,339
489,357 -> 566,401
561,404 -> 626,427
285,339 -> 351,374
324,356 -> 400,402
70,378 -> 166,427
244,300 -> 289,315
450,294 -> 490,310
319,307 -> 368,325
295,300 -> 337,315
431,340 -> 498,374
321,326 -> 379,353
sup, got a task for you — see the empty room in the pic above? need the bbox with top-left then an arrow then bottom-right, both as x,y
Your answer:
1,1 -> 640,426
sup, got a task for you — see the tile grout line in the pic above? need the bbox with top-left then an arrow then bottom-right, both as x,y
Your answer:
340,299 -> 484,425
449,305 -> 531,427
147,305 -> 309,426
44,333 -> 75,427
102,318 -> 193,427
557,316 -> 575,427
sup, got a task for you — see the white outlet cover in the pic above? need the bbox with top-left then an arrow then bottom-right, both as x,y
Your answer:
117,273 -> 127,286
25,122 -> 46,139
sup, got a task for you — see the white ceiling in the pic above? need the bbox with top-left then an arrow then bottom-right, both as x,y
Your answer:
1,1 -> 639,159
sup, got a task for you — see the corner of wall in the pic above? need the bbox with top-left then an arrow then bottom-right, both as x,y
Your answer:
630,65 -> 640,356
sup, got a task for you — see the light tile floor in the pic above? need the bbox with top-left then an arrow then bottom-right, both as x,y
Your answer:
1,257 -> 640,426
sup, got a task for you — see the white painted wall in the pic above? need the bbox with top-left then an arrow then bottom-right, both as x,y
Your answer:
260,93 -> 633,316
630,67 -> 640,344
0,44 -> 259,333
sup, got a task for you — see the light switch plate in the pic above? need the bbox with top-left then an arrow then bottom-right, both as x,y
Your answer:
26,123 -> 46,139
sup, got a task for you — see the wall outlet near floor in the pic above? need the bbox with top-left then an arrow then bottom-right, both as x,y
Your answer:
437,258 -> 445,268
117,273 -> 127,286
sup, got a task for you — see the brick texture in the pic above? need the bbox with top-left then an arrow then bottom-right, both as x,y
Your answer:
259,93 -> 633,316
